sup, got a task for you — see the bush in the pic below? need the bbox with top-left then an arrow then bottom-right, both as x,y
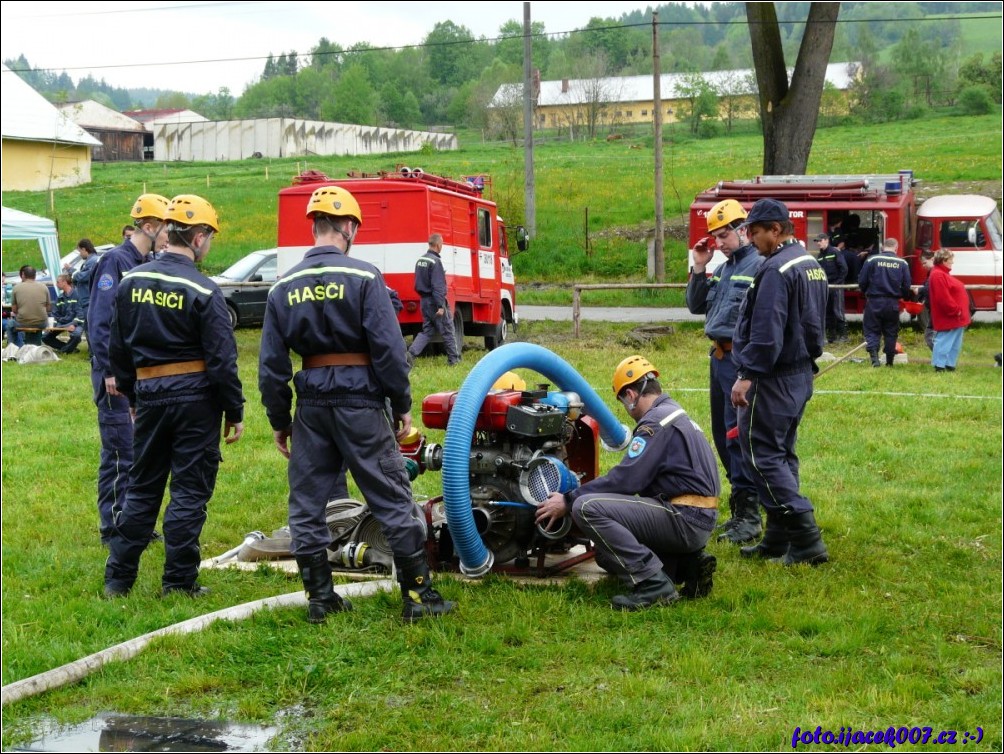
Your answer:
958,85 -> 994,115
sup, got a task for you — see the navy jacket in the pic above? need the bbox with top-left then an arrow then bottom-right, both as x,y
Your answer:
89,239 -> 146,378
109,253 -> 244,422
72,254 -> 98,309
858,251 -> 913,300
414,249 -> 448,309
52,287 -> 84,328
732,240 -> 827,377
568,394 -> 720,504
818,244 -> 848,284
686,244 -> 762,341
259,245 -> 411,431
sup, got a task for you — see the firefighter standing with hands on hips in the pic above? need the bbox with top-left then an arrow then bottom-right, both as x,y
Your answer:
258,186 -> 455,624
730,198 -> 829,566
88,193 -> 170,547
686,199 -> 764,546
104,195 -> 244,598
536,355 -> 720,611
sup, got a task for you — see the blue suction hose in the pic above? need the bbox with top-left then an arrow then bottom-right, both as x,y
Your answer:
441,343 -> 629,576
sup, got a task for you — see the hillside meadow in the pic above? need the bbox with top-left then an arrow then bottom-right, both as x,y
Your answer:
2,112 -> 1001,307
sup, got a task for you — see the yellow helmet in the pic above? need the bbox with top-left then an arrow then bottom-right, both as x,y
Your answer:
130,193 -> 170,221
612,355 -> 659,396
706,199 -> 747,233
165,195 -> 220,233
306,186 -> 363,226
492,371 -> 527,391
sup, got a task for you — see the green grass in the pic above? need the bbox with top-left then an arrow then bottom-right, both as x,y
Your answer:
2,320 -> 1001,750
2,112 -> 1000,305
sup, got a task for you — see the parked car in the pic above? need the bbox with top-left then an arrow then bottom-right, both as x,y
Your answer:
212,248 -> 277,328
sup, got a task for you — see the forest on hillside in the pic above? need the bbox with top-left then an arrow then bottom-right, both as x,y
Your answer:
5,1 -> 1001,132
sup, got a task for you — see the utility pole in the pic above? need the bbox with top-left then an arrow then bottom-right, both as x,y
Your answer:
523,2 -> 536,236
652,11 -> 665,282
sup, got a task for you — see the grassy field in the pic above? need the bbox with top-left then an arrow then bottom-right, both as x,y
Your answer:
1,318 -> 1001,751
2,112 -> 1001,307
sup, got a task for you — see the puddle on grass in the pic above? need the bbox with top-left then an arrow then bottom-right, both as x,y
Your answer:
12,713 -> 279,752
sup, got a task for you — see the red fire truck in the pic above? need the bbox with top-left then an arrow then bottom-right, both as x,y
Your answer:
689,172 -> 1002,313
277,169 -> 527,351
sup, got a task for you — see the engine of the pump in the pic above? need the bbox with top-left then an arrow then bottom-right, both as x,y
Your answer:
411,385 -> 601,567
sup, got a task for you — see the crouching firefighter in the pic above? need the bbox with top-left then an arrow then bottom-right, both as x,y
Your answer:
258,185 -> 455,623
535,355 -> 721,610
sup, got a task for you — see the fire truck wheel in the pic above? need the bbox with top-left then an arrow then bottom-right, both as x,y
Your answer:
484,318 -> 507,351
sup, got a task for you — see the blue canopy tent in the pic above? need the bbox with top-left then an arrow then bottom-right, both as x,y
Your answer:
2,206 -> 62,279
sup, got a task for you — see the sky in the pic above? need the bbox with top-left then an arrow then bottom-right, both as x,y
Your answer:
0,1 -> 660,96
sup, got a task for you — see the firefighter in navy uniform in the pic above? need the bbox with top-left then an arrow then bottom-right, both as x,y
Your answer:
88,193 -> 169,546
813,232 -> 849,343
730,198 -> 829,566
686,198 -> 764,545
258,186 -> 455,624
858,237 -> 914,367
104,195 -> 244,597
536,355 -> 720,611
407,233 -> 461,366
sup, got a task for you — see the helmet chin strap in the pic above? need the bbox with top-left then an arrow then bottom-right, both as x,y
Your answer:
335,221 -> 358,252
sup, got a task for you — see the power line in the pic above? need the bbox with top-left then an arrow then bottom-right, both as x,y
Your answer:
2,13 -> 999,81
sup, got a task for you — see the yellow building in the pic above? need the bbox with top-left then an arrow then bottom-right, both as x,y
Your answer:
1,65 -> 101,192
491,63 -> 857,134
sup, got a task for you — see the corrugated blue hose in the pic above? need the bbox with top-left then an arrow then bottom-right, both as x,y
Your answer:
441,342 -> 630,576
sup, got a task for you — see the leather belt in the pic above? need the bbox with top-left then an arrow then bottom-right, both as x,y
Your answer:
712,339 -> 733,360
670,494 -> 719,510
136,359 -> 206,380
302,352 -> 372,369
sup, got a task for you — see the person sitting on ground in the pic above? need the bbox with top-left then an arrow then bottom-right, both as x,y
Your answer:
42,274 -> 85,354
6,265 -> 51,347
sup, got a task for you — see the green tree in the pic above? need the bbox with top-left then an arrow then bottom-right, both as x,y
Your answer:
677,74 -> 719,135
495,19 -> 549,72
958,52 -> 1003,104
425,21 -> 478,88
154,91 -> 191,109
311,38 -> 343,70
328,64 -> 377,125
891,28 -> 944,107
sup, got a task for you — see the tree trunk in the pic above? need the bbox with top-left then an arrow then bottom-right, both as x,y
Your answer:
746,2 -> 839,175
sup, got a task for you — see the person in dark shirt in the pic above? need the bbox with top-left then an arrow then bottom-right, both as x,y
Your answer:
536,355 -> 720,610
858,237 -> 914,367
41,274 -> 85,353
104,194 -> 244,598
259,186 -> 455,624
813,232 -> 849,343
88,193 -> 170,546
407,233 -> 461,367
731,198 -> 830,567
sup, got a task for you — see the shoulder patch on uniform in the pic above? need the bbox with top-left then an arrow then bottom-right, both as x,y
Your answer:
627,437 -> 647,458
97,273 -> 115,291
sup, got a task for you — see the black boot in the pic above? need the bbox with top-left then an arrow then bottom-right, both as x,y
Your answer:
715,490 -> 738,535
611,570 -> 681,610
886,352 -> 895,367
780,511 -> 829,566
868,350 -> 881,367
395,551 -> 455,623
296,552 -> 352,624
718,489 -> 762,544
676,550 -> 716,599
740,508 -> 789,560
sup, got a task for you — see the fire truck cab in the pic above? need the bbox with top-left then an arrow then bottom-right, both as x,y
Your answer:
689,172 -> 1002,313
277,169 -> 527,350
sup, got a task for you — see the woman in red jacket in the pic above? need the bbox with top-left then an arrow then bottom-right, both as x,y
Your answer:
928,249 -> 972,372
